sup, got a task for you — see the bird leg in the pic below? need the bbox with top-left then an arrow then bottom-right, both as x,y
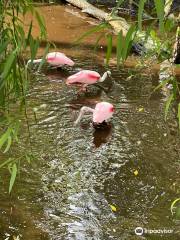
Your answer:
77,84 -> 88,94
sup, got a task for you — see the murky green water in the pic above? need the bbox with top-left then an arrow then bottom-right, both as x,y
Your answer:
0,4 -> 180,240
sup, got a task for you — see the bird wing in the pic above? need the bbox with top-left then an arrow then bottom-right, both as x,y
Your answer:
46,52 -> 74,66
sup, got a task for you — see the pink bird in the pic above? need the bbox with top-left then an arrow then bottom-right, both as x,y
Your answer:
66,70 -> 111,91
27,52 -> 74,67
74,102 -> 115,127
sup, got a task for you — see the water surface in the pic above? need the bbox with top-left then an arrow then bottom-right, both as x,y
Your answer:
0,4 -> 180,240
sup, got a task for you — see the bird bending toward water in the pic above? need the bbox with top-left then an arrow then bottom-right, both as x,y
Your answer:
66,70 -> 111,92
74,102 -> 114,128
27,52 -> 75,68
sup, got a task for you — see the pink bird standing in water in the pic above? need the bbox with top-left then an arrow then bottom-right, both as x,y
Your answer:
74,102 -> 115,127
27,52 -> 74,67
66,70 -> 111,92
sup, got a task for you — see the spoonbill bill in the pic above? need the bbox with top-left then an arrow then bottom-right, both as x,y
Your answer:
74,102 -> 114,127
27,52 -> 74,67
66,70 -> 111,92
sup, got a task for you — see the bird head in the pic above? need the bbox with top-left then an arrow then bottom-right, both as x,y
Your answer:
107,70 -> 111,77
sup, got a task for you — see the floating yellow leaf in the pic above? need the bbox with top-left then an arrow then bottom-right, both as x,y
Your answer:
138,107 -> 144,112
110,204 -> 117,212
134,170 -> 139,176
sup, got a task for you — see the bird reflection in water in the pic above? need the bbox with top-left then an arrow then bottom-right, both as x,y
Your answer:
93,122 -> 112,148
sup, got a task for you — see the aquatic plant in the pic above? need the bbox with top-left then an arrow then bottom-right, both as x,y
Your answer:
75,0 -> 179,127
0,0 -> 47,193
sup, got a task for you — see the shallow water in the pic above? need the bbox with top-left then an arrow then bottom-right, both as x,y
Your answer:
0,4 -> 180,240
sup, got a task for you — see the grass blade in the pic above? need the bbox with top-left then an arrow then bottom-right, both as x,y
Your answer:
138,0 -> 147,31
106,34 -> 112,65
35,10 -> 46,39
3,135 -> 12,153
75,23 -> 107,44
122,25 -> 136,61
153,78 -> 170,92
9,163 -> 17,193
1,50 -> 17,82
117,30 -> 123,67
29,37 -> 39,63
26,20 -> 33,46
165,93 -> 173,120
0,128 -> 11,149
0,158 -> 13,169
154,0 -> 165,33
0,40 -> 9,55
94,32 -> 105,52
37,43 -> 50,72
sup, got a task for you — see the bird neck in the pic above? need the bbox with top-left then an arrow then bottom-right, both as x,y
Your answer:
74,106 -> 94,125
99,71 -> 108,82
27,58 -> 42,66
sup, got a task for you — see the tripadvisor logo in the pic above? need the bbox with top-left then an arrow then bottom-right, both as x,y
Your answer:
135,227 -> 173,236
135,227 -> 143,236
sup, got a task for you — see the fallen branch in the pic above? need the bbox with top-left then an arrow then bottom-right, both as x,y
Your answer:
66,0 -> 129,35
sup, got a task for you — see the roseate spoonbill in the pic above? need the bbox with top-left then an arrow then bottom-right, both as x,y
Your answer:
27,52 -> 74,67
66,70 -> 111,92
74,102 -> 114,127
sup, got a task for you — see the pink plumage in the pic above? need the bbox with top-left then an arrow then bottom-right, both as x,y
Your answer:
46,52 -> 74,66
66,70 -> 100,85
74,101 -> 115,126
93,102 -> 114,123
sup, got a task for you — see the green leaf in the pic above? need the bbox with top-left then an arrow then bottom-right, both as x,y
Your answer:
35,10 -> 46,39
37,43 -> 50,72
0,50 -> 17,87
153,78 -> 170,92
138,0 -> 147,31
164,18 -> 174,32
0,158 -> 13,169
106,34 -> 112,65
16,25 -> 25,42
12,121 -> 20,142
117,30 -> 123,67
154,0 -> 165,33
9,163 -> 17,193
3,135 -> 12,153
26,21 -> 33,46
0,128 -> 11,149
75,23 -> 107,44
165,93 -> 173,120
94,32 -> 105,52
122,25 -> 136,61
0,40 -> 9,55
29,37 -> 39,64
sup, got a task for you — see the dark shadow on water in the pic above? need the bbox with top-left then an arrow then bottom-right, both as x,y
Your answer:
93,123 -> 112,148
